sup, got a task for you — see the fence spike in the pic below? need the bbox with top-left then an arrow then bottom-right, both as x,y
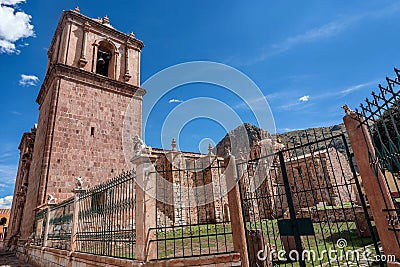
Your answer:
395,67 -> 400,79
386,77 -> 394,90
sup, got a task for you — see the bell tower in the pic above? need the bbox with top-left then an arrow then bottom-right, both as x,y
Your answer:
17,8 -> 145,240
47,8 -> 142,85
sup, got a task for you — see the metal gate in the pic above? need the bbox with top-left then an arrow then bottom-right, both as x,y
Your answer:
237,131 -> 382,267
357,68 -> 400,249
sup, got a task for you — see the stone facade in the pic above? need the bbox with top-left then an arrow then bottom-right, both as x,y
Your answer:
151,148 -> 229,227
9,9 -> 145,244
241,147 -> 357,221
7,127 -> 36,245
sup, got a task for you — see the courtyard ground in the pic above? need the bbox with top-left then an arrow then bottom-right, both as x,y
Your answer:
0,250 -> 31,267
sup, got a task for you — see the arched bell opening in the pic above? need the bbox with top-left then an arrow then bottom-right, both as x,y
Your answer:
95,41 -> 114,77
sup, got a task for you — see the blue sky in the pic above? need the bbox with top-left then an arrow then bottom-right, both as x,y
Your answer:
1,0 -> 400,206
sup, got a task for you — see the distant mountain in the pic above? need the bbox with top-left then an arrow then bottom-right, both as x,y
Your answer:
278,123 -> 349,154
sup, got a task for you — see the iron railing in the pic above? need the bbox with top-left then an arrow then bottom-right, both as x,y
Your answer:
237,130 -> 381,266
76,170 -> 136,258
358,68 -> 400,193
357,68 -> 400,246
47,197 -> 74,250
32,208 -> 47,246
152,154 -> 234,259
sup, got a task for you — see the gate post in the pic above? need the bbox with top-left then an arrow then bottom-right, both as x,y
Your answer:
132,154 -> 157,262
71,186 -> 85,252
43,205 -> 52,247
344,111 -> 400,262
225,155 -> 249,267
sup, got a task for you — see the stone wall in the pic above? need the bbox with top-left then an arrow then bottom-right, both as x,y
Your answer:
43,72 -> 142,201
17,245 -> 240,267
301,206 -> 373,222
19,76 -> 56,241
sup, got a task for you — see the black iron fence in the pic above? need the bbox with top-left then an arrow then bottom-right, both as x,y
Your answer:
151,154 -> 234,259
357,67 -> 400,243
237,130 -> 381,266
47,197 -> 74,250
31,156 -> 237,262
76,170 -> 136,258
32,208 -> 47,246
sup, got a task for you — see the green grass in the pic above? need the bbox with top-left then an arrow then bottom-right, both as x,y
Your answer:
247,219 -> 379,266
76,218 -> 381,266
155,223 -> 234,259
154,219 -> 379,265
315,201 -> 359,210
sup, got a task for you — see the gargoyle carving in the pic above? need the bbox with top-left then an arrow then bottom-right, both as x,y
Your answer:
132,136 -> 151,157
47,194 -> 57,204
75,176 -> 83,190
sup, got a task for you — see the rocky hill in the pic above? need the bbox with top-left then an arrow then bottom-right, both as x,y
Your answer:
215,123 -> 270,157
215,123 -> 350,158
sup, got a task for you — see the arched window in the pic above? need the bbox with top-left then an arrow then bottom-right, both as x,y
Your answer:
96,41 -> 113,77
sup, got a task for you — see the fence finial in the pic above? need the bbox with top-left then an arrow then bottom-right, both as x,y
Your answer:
208,143 -> 214,155
342,104 -> 354,115
171,138 -> 177,151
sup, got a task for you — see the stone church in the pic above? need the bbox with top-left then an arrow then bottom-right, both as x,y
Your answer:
7,8 -> 357,248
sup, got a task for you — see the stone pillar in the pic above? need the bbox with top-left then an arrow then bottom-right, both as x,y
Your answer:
78,22 -> 89,68
91,43 -> 99,72
225,155 -> 250,267
132,154 -> 157,262
247,229 -> 270,267
344,112 -> 400,263
123,40 -> 132,82
43,204 -> 54,247
170,152 -> 186,226
63,18 -> 73,64
70,187 -> 85,252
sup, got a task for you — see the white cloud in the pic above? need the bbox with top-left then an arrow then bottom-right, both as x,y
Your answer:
299,95 -> 310,102
19,74 -> 39,86
169,99 -> 183,103
0,0 -> 25,4
273,21 -> 347,55
11,111 -> 22,115
0,39 -> 16,53
0,0 -> 34,54
0,195 -> 12,208
235,3 -> 400,66
0,164 -> 17,184
340,81 -> 375,95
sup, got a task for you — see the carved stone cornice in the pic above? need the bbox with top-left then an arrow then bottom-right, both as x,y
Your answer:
36,64 -> 146,105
